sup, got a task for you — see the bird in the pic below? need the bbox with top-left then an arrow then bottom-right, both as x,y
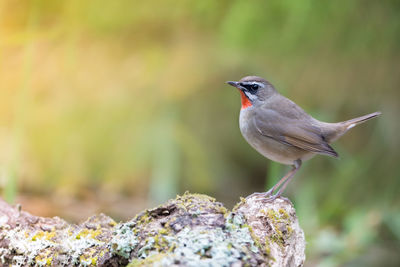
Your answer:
226,76 -> 381,200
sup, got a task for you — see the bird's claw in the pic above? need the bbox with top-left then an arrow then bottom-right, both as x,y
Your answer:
246,191 -> 289,203
246,191 -> 271,199
246,191 -> 276,200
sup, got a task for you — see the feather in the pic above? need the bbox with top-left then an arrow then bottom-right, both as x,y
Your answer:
253,104 -> 339,158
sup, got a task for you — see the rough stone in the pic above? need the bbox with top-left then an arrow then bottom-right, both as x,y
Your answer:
0,192 -> 305,266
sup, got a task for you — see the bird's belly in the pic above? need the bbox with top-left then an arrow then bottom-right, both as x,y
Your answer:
239,112 -> 313,165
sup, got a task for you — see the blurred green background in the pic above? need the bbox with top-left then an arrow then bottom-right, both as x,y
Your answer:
1,0 -> 399,266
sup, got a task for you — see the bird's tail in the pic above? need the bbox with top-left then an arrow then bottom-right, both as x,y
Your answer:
321,111 -> 381,143
343,111 -> 382,130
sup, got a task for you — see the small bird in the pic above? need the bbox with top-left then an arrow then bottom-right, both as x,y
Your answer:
226,76 -> 381,200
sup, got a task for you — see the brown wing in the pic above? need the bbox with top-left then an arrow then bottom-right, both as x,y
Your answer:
253,107 -> 338,158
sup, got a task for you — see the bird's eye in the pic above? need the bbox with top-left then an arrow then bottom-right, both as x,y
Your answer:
251,84 -> 259,90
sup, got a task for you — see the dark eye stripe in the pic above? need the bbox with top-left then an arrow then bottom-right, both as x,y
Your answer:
243,83 -> 259,92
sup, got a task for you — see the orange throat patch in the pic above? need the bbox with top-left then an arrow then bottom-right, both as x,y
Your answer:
239,90 -> 252,109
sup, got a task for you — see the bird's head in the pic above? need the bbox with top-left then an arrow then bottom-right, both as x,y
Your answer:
226,76 -> 276,109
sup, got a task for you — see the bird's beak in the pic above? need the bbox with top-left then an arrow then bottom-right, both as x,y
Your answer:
226,81 -> 239,88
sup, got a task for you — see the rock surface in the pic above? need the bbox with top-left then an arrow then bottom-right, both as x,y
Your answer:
0,192 -> 305,266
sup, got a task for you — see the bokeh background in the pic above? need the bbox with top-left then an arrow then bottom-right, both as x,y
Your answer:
1,0 -> 399,266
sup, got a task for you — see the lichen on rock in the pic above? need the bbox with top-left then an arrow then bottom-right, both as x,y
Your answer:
0,192 -> 305,266
235,196 -> 306,267
0,213 -> 116,266
127,213 -> 264,266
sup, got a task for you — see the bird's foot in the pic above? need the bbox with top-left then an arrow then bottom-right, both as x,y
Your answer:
246,191 -> 288,203
246,191 -> 272,200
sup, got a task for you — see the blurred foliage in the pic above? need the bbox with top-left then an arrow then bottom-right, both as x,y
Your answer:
0,0 -> 399,265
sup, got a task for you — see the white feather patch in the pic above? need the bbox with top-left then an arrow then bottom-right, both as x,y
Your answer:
244,91 -> 257,102
347,123 -> 356,130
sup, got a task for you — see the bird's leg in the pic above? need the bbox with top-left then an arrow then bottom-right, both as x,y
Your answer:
268,160 -> 302,200
265,166 -> 296,195
246,169 -> 296,199
247,160 -> 302,200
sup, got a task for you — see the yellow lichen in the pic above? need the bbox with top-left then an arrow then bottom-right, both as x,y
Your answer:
45,230 -> 56,241
278,209 -> 289,219
128,253 -> 169,267
263,208 -> 293,248
31,231 -> 44,241
232,197 -> 247,212
159,228 -> 169,235
138,211 -> 152,225
180,191 -> 216,203
264,238 -> 271,255
244,223 -> 262,249
218,205 -> 228,215
35,250 -> 53,266
79,253 -> 98,266
75,228 -> 102,240
108,220 -> 117,227
30,230 -> 56,242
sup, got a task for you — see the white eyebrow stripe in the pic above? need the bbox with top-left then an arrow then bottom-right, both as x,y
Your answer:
243,82 -> 260,85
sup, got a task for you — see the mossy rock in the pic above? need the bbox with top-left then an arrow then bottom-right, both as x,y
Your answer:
0,192 -> 305,266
